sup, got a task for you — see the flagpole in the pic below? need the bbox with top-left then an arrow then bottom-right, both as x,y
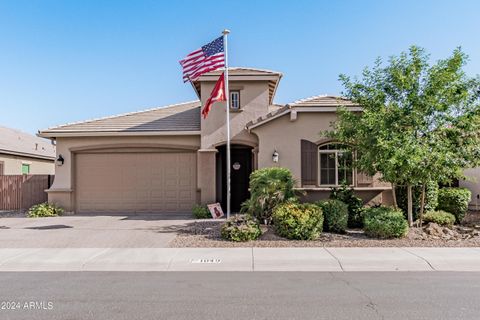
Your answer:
222,29 -> 231,219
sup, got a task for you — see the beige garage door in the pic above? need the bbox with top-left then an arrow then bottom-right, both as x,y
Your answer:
76,152 -> 196,213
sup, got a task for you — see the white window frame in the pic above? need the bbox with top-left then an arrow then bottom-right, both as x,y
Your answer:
230,90 -> 240,110
318,145 -> 355,187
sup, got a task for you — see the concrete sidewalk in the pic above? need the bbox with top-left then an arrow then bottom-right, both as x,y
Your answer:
0,247 -> 479,272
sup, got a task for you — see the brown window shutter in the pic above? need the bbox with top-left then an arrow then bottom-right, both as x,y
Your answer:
301,139 -> 318,186
0,162 -> 3,175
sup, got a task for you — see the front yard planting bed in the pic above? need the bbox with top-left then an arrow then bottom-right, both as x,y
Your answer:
170,212 -> 480,248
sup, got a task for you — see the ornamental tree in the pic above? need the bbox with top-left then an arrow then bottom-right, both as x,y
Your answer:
328,46 -> 480,226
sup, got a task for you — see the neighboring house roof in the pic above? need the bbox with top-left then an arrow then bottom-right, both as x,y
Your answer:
0,126 -> 55,160
246,95 -> 361,130
39,101 -> 201,138
193,67 -> 283,105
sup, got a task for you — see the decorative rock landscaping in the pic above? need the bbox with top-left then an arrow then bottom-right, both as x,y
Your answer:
170,215 -> 480,248
409,222 -> 480,241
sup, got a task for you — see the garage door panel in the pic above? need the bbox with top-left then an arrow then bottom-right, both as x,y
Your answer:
76,152 -> 196,213
164,201 -> 179,211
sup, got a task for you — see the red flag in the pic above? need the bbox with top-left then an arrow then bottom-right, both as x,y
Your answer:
202,72 -> 226,119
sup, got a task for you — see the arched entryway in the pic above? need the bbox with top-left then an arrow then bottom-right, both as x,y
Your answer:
216,144 -> 253,212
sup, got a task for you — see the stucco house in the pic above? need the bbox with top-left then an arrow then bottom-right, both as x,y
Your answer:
0,126 -> 55,175
39,67 -> 392,214
460,169 -> 480,210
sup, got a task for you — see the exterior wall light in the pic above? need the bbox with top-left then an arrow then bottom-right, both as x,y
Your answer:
56,155 -> 64,166
272,150 -> 279,163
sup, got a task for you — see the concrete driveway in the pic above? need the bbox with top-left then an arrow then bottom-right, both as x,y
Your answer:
0,214 -> 193,248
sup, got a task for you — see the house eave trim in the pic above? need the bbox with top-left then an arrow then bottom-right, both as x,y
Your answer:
0,149 -> 55,161
38,131 -> 202,138
247,106 -> 363,130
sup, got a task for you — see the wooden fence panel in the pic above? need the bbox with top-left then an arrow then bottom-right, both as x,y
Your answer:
0,175 -> 53,210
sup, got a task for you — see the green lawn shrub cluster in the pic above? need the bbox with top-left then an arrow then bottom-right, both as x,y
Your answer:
221,215 -> 262,242
272,203 -> 324,240
363,207 -> 409,238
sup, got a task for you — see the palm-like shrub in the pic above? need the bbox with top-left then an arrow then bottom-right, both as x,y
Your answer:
241,167 -> 297,224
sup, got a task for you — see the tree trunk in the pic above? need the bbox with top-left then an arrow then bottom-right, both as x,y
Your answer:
391,183 -> 398,209
419,184 -> 426,227
407,184 -> 413,227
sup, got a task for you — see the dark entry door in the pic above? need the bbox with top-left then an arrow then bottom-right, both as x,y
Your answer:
217,145 -> 253,212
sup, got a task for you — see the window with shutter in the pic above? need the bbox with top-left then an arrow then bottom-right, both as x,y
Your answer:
318,143 -> 354,186
301,139 -> 318,186
0,162 -> 3,175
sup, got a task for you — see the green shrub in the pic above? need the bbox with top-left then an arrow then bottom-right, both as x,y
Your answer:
330,184 -> 364,228
272,203 -> 323,240
425,181 -> 440,212
423,210 -> 455,227
317,199 -> 348,233
221,215 -> 262,242
397,181 -> 439,221
363,206 -> 409,238
27,202 -> 64,218
241,167 -> 297,224
192,204 -> 211,219
437,187 -> 471,223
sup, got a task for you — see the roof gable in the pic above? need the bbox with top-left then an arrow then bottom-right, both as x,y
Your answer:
192,67 -> 283,105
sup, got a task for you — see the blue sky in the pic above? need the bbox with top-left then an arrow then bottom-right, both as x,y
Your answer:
1,0 -> 479,134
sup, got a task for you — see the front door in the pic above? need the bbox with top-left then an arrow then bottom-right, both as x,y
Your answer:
217,145 -> 253,212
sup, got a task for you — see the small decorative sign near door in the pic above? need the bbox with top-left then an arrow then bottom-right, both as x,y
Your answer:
207,203 -> 224,219
232,162 -> 241,170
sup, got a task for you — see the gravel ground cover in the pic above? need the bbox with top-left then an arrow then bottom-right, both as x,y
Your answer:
0,210 -> 26,218
170,211 -> 480,248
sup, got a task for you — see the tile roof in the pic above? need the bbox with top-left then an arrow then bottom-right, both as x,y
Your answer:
246,95 -> 359,129
199,67 -> 283,77
39,101 -> 201,136
288,95 -> 358,107
0,126 -> 55,160
268,103 -> 285,113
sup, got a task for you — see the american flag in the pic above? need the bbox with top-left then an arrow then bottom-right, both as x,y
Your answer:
179,36 -> 225,82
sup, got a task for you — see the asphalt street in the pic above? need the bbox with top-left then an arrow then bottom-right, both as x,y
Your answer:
0,272 -> 479,320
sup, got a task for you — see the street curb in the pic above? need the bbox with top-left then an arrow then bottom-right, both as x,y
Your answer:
0,247 -> 479,272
